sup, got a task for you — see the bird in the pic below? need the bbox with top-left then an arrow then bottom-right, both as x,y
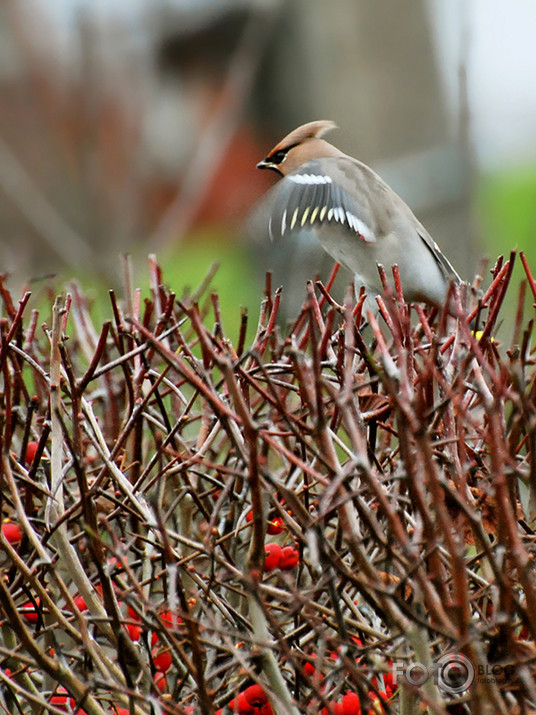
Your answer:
256,120 -> 462,313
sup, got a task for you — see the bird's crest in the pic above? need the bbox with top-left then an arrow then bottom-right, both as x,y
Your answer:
271,120 -> 337,153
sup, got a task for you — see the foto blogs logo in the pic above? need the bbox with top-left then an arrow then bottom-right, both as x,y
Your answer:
393,653 -> 475,694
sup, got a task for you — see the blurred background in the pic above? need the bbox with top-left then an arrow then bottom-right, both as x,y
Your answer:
1,0 -> 535,331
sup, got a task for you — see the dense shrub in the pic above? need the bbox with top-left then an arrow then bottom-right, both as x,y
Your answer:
0,253 -> 535,714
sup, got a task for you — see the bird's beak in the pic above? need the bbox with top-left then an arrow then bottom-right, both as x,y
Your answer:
256,159 -> 270,170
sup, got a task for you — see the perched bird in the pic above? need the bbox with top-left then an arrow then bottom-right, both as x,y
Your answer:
257,120 -> 462,311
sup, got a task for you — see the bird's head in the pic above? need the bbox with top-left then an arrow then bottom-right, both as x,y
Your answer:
257,120 -> 342,176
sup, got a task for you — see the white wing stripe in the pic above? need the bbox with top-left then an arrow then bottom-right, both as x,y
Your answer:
345,211 -> 375,242
280,174 -> 377,242
288,173 -> 333,185
281,209 -> 287,235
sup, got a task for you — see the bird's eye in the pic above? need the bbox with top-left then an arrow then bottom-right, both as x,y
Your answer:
269,149 -> 288,165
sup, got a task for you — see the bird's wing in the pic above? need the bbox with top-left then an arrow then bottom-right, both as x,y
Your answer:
262,156 -> 462,286
335,156 -> 462,285
264,158 -> 377,244
416,227 -> 462,283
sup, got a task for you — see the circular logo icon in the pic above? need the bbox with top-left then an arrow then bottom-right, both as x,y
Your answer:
405,662 -> 428,687
436,653 -> 475,694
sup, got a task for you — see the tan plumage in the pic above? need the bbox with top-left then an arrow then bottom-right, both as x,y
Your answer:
257,120 -> 461,310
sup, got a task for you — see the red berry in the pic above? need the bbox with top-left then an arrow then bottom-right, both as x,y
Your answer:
382,660 -> 396,692
123,605 -> 143,641
227,691 -> 255,714
152,647 -> 172,673
279,546 -> 299,570
154,672 -> 168,693
243,684 -> 267,707
263,543 -> 282,572
156,610 -> 178,633
73,595 -> 88,612
127,604 -> 139,619
371,660 -> 396,694
24,441 -> 39,466
50,688 -> 86,713
20,599 -> 40,624
303,652 -> 326,681
321,703 -> 344,715
340,691 -> 362,714
2,521 -> 22,545
266,516 -> 285,534
50,688 -> 69,706
125,621 -> 143,642
151,609 -> 182,645
246,509 -> 254,523
304,660 -> 317,678
257,704 -> 274,715
371,670 -> 395,695
366,691 -> 387,714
